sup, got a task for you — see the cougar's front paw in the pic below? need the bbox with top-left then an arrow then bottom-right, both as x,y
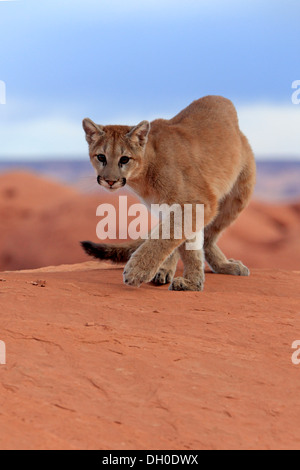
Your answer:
123,256 -> 158,288
170,277 -> 205,292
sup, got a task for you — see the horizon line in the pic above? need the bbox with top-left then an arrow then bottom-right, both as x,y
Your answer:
0,156 -> 300,164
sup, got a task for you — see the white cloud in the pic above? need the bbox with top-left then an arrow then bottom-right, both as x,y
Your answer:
0,117 -> 87,159
238,104 -> 300,158
0,103 -> 299,160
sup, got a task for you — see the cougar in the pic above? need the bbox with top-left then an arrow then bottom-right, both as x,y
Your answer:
81,96 -> 256,291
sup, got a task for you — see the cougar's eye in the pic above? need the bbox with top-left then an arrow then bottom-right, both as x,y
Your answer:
119,156 -> 130,165
96,154 -> 107,164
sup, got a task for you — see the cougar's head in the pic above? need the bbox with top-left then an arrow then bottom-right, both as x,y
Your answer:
83,119 -> 150,192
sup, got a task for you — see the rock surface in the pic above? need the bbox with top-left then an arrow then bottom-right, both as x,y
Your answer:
0,262 -> 299,450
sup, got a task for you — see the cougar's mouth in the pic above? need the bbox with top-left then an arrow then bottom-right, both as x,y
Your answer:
97,176 -> 127,191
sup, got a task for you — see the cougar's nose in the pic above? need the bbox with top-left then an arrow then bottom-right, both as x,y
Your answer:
106,180 -> 117,187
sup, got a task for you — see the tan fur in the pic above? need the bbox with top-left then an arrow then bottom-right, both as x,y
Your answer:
82,96 -> 256,291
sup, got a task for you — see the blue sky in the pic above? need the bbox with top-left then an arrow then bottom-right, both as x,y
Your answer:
0,0 -> 299,159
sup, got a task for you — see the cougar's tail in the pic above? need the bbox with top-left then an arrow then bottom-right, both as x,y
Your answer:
81,239 -> 144,263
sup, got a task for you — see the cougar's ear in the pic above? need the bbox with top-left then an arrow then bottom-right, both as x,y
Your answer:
126,120 -> 151,146
82,118 -> 105,144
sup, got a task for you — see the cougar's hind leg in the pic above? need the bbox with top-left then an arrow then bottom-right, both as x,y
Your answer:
204,152 -> 256,276
152,249 -> 180,285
